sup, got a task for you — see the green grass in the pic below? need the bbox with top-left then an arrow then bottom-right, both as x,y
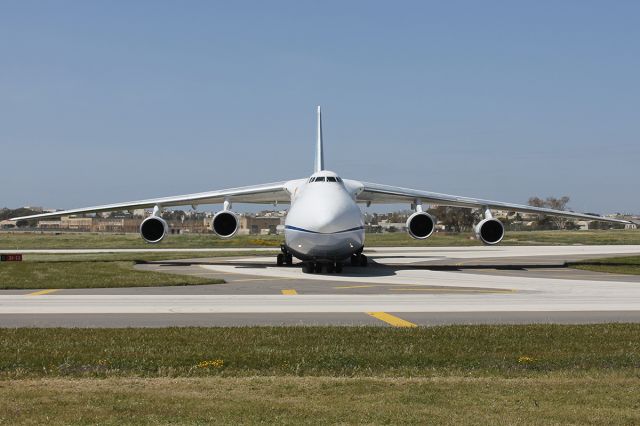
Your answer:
21,250 -> 277,263
2,375 -> 638,425
1,325 -> 640,424
0,232 -> 283,249
1,229 -> 639,249
2,325 -> 639,378
0,251 -> 280,290
0,260 -> 224,289
569,255 -> 640,275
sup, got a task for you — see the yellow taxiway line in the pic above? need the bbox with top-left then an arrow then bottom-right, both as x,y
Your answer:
281,289 -> 298,295
27,289 -> 58,296
366,312 -> 417,328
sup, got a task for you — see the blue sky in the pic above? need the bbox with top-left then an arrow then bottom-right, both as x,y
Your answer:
1,1 -> 638,214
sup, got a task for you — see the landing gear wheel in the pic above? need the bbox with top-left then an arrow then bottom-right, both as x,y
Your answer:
277,253 -> 284,266
326,263 -> 335,273
285,254 -> 293,266
302,262 -> 314,273
314,263 -> 323,273
335,262 -> 343,273
351,253 -> 368,267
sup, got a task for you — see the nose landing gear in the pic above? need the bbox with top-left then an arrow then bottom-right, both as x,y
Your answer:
350,253 -> 368,267
277,245 -> 293,267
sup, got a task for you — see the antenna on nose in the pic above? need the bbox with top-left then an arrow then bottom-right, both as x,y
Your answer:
315,105 -> 324,172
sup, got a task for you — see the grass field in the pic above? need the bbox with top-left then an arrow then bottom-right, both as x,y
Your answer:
1,229 -> 639,249
0,251 -> 281,290
2,325 -> 639,378
3,375 -> 638,425
0,251 -> 285,289
1,325 -> 639,424
569,255 -> 640,275
0,260 -> 223,289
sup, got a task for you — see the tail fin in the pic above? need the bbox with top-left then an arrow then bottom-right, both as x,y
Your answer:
315,105 -> 324,172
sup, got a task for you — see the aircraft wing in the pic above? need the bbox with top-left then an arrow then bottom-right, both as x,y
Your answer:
11,181 -> 291,221
357,181 -> 631,224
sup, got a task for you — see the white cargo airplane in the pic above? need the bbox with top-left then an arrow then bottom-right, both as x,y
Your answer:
13,107 -> 630,273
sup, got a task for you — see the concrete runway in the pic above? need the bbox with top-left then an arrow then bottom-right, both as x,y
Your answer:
2,245 -> 640,327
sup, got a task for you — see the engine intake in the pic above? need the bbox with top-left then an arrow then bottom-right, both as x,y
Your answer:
211,211 -> 239,238
475,218 -> 504,245
140,216 -> 168,244
406,211 -> 436,240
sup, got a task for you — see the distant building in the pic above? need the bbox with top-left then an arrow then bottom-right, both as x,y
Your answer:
576,220 -> 590,231
60,216 -> 92,231
625,219 -> 640,230
377,220 -> 406,233
0,219 -> 16,229
238,214 -> 284,235
37,220 -> 63,229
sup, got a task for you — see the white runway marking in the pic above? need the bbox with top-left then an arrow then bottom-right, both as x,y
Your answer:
1,292 -> 640,313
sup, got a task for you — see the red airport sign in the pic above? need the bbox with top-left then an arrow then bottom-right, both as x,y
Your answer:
0,254 -> 22,262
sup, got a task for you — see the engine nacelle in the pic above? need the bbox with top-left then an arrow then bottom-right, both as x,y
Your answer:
211,210 -> 239,238
140,216 -> 169,244
475,218 -> 505,245
406,211 -> 436,240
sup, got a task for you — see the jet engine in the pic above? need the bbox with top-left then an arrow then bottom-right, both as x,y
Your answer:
140,216 -> 169,244
474,218 -> 504,245
211,211 -> 239,238
406,211 -> 436,240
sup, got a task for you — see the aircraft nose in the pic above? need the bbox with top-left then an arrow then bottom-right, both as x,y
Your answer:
311,202 -> 361,234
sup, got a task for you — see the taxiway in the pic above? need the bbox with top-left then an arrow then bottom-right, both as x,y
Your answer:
1,245 -> 639,327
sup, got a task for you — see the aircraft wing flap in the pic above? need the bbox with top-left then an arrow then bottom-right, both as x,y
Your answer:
358,182 -> 631,224
11,181 -> 291,221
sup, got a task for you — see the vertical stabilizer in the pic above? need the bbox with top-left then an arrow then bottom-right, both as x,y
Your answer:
315,105 -> 324,172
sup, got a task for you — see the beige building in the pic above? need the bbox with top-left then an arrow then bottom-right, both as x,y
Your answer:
238,214 -> 284,235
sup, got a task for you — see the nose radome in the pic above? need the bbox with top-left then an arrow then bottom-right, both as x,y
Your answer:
310,202 -> 361,234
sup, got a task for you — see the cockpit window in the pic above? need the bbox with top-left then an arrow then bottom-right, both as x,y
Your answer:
310,176 -> 343,183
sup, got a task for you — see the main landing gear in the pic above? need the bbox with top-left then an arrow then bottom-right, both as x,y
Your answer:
279,245 -> 368,274
301,252 -> 368,274
276,245 -> 293,267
